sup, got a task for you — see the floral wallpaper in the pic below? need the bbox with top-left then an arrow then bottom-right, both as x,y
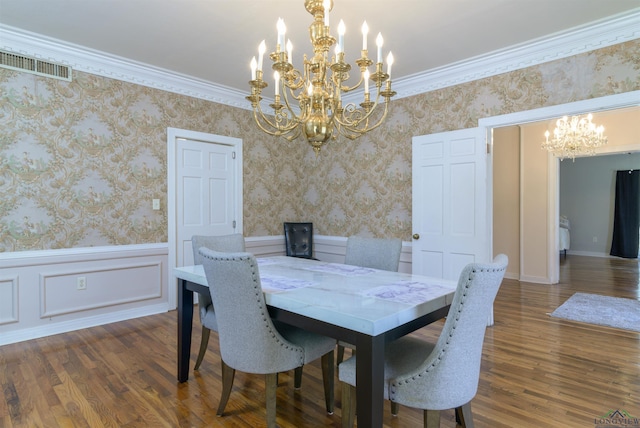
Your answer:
0,39 -> 638,252
300,39 -> 639,239
0,70 -> 304,251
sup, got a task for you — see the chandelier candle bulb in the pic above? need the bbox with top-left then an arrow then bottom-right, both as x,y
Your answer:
287,40 -> 293,63
387,52 -> 394,79
362,21 -> 368,50
338,20 -> 345,53
257,40 -> 266,71
376,33 -> 383,63
277,19 -> 286,52
250,57 -> 257,80
323,0 -> 330,26
364,69 -> 370,93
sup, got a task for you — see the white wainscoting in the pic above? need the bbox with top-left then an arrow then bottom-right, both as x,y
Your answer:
247,235 -> 413,273
0,237 -> 412,346
0,244 -> 169,346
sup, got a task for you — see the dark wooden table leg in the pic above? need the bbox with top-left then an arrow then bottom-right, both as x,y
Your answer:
355,333 -> 385,427
177,278 -> 194,382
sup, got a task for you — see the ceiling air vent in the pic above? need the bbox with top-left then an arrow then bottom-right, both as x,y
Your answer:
0,50 -> 72,81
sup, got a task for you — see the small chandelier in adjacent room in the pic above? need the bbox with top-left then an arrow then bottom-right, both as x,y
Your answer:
542,113 -> 608,161
246,0 -> 396,155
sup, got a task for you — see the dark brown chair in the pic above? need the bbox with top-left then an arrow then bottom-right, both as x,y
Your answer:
284,222 -> 317,259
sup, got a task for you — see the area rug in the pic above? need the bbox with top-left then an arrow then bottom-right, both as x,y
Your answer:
549,292 -> 640,333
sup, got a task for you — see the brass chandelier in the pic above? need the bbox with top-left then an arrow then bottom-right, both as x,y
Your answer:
542,113 -> 608,161
246,0 -> 396,155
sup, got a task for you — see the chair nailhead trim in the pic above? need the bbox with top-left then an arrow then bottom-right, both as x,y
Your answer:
390,265 -> 506,397
202,253 -> 304,361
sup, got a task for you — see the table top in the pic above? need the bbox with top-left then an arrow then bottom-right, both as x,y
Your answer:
174,256 -> 457,336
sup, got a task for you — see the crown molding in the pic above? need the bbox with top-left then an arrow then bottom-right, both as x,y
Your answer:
0,24 -> 251,110
389,8 -> 640,100
1,8 -> 638,108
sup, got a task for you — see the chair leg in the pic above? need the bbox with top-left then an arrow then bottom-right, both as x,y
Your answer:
424,409 -> 440,427
341,382 -> 356,428
194,326 -> 211,370
321,350 -> 335,414
265,373 -> 278,428
294,366 -> 303,389
336,344 -> 345,365
336,345 -> 356,366
391,401 -> 399,416
455,402 -> 474,428
216,360 -> 235,416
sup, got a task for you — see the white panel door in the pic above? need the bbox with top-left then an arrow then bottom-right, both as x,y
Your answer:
412,128 -> 488,281
167,128 -> 243,309
177,138 -> 237,268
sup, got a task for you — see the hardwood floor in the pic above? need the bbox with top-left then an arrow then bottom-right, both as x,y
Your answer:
1,255 -> 638,427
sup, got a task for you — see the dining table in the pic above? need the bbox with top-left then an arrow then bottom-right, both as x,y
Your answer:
174,255 -> 457,427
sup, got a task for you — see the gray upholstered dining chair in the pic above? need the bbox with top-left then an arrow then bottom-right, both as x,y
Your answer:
339,254 -> 508,428
191,233 -> 245,370
344,235 -> 402,272
338,235 -> 403,365
199,248 -> 336,428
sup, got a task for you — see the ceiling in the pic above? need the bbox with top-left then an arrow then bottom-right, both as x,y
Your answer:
0,0 -> 638,96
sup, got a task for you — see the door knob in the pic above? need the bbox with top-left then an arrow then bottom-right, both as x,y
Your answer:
412,234 -> 420,240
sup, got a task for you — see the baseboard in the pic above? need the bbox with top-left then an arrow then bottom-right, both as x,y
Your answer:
519,274 -> 553,284
565,250 -> 615,258
503,272 -> 519,280
0,303 -> 169,347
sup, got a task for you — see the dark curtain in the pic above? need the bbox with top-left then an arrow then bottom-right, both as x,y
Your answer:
610,170 -> 640,258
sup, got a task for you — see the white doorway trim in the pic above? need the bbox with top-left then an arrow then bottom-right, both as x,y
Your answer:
167,128 -> 243,309
479,90 -> 640,284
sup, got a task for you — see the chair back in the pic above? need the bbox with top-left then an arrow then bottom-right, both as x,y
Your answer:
389,254 -> 508,410
192,233 -> 246,264
344,236 -> 402,272
284,222 -> 314,258
191,234 -> 246,320
198,248 -> 306,374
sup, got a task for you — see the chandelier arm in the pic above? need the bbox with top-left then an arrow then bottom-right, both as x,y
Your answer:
281,57 -> 313,106
333,71 -> 365,93
334,90 -> 384,128
334,124 -> 362,141
252,110 -> 289,137
338,98 -> 390,135
334,104 -> 366,128
252,110 -> 295,137
253,102 -> 281,131
283,125 -> 303,142
356,101 -> 390,132
253,101 -> 299,136
283,69 -> 306,92
281,73 -> 313,116
333,118 -> 371,141
278,84 -> 304,120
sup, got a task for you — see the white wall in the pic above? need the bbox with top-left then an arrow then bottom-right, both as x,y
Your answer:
493,126 -> 521,280
560,152 -> 640,256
